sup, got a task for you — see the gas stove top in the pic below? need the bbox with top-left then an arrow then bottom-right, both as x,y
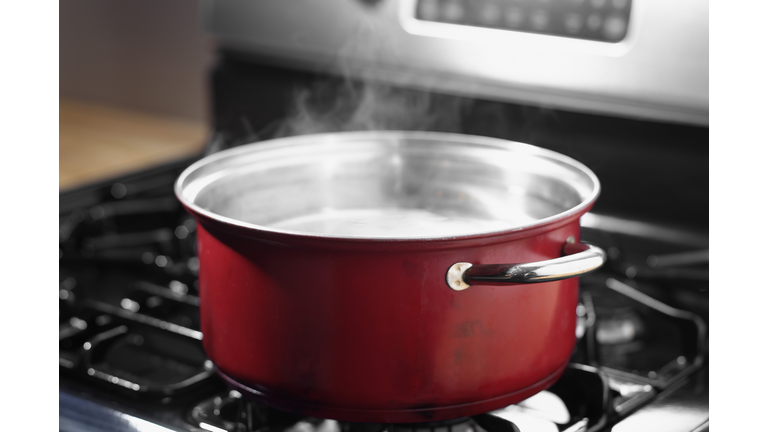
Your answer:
58,154 -> 708,432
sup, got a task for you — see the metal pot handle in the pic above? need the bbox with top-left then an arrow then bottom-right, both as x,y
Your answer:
446,236 -> 606,291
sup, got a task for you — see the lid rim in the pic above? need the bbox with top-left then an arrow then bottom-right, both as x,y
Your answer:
175,131 -> 601,242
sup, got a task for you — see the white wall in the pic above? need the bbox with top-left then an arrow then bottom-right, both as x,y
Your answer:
60,0 -> 215,122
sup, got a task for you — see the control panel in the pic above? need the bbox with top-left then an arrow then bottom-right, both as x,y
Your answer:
414,0 -> 632,43
204,0 -> 708,125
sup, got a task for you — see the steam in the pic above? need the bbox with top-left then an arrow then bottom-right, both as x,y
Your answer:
267,13 -> 473,139
272,79 -> 471,138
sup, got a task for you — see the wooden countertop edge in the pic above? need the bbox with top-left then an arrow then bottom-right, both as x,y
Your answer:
60,99 -> 209,190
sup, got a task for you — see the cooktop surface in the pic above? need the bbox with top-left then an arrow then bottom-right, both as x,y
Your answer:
59,155 -> 708,432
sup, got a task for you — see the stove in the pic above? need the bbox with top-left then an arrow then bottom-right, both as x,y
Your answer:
60,2 -> 708,428
59,120 -> 708,432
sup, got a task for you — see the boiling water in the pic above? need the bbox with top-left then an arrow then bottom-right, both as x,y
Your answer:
269,208 -> 525,238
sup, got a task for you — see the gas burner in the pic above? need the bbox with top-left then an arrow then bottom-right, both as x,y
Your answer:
189,392 -> 493,432
188,393 -> 515,432
588,287 -> 646,348
574,278 -> 705,391
187,366 -> 609,432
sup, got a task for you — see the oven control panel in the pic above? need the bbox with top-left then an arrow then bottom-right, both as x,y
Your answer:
414,0 -> 632,42
203,0 -> 708,126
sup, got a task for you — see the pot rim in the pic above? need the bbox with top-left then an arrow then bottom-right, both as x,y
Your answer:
175,131 -> 600,242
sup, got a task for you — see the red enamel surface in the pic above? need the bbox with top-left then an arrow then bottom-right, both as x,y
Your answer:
189,206 -> 588,422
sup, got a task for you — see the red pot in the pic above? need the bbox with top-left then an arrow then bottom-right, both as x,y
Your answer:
176,131 -> 605,423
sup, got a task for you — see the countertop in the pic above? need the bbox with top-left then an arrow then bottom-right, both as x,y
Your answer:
60,99 -> 208,190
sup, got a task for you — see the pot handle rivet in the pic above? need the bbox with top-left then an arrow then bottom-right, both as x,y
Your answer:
446,262 -> 473,291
